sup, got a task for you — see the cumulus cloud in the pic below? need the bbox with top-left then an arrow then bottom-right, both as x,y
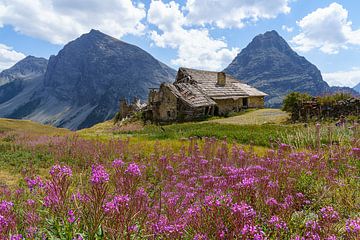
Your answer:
292,2 -> 360,54
148,0 -> 239,71
185,0 -> 291,28
0,0 -> 146,44
323,69 -> 360,88
282,25 -> 293,32
0,43 -> 25,71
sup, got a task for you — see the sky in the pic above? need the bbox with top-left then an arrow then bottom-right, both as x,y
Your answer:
0,0 -> 359,88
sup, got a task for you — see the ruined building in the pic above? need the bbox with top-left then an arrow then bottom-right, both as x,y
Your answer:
145,68 -> 267,122
119,97 -> 146,119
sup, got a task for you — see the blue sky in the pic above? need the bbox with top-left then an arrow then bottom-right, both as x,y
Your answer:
0,0 -> 359,87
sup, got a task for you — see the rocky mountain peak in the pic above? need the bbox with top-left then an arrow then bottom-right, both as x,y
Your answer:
0,56 -> 48,86
224,30 -> 330,107
243,30 -> 294,56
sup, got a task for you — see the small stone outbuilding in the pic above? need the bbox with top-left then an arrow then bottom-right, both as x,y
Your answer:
145,68 -> 267,122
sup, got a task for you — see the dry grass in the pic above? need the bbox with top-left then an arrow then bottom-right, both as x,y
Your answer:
208,108 -> 289,125
0,169 -> 21,187
0,118 -> 71,135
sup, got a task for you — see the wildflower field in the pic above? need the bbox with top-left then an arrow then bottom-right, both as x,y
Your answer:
0,117 -> 359,239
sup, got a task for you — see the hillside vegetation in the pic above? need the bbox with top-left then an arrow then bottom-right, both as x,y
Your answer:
0,110 -> 359,239
0,118 -> 70,135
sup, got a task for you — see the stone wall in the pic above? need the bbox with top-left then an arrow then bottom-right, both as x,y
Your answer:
215,98 -> 244,115
149,85 -> 178,122
248,96 -> 265,108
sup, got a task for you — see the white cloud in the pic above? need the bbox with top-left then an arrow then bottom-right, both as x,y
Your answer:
323,69 -> 360,88
148,0 -> 239,71
281,25 -> 293,32
0,43 -> 25,71
292,2 -> 360,54
0,0 -> 146,44
185,0 -> 291,28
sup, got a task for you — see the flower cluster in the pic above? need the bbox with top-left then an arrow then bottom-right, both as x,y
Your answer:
90,164 -> 109,185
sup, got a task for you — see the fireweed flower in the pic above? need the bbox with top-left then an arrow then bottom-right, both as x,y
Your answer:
112,158 -> 124,168
25,176 -> 44,191
319,206 -> 339,223
241,224 -> 265,239
266,197 -> 278,207
10,234 -> 23,240
90,164 -> 109,185
26,199 -> 36,207
268,215 -> 288,230
103,195 -> 130,214
67,210 -> 76,223
231,202 -> 256,220
49,165 -> 72,178
346,217 -> 360,234
125,163 -> 141,176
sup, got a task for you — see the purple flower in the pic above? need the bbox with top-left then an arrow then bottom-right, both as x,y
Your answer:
103,195 -> 130,214
26,199 -> 36,207
25,176 -> 44,191
268,215 -> 288,230
90,164 -> 109,185
125,163 -> 141,177
49,165 -> 72,178
346,217 -> 360,234
231,202 -> 256,220
319,206 -> 339,223
112,158 -> 124,168
10,234 -> 23,240
0,200 -> 14,213
266,197 -> 278,207
67,210 -> 76,223
241,224 -> 265,239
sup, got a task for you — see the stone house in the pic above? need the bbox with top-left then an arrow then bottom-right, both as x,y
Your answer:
145,68 -> 267,122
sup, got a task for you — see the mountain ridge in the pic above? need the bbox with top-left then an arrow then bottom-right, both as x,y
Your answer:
0,29 -> 176,130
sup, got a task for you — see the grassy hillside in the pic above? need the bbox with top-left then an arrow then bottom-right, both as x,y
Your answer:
208,108 -> 289,125
0,118 -> 71,135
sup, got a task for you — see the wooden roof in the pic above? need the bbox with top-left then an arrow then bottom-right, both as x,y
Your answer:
177,68 -> 267,97
164,68 -> 267,108
165,83 -> 216,107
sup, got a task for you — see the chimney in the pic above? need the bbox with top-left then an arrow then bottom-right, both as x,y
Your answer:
217,72 -> 226,86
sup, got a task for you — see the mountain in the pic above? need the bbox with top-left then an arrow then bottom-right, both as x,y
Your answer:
0,30 -> 176,130
0,56 -> 48,86
224,30 -> 333,107
0,56 -> 48,105
354,82 -> 360,93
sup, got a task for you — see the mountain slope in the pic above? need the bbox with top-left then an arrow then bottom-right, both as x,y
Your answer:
224,30 -> 331,107
0,56 -> 47,86
354,82 -> 360,93
0,30 -> 176,130
0,56 -> 48,105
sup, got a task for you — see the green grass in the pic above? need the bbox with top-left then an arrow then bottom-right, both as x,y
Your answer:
0,118 -> 71,135
123,122 -> 300,147
208,108 -> 289,125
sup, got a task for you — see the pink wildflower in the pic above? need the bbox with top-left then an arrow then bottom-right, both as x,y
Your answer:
90,164 -> 109,185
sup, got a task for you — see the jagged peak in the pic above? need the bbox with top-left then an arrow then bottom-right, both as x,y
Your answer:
245,30 -> 291,53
